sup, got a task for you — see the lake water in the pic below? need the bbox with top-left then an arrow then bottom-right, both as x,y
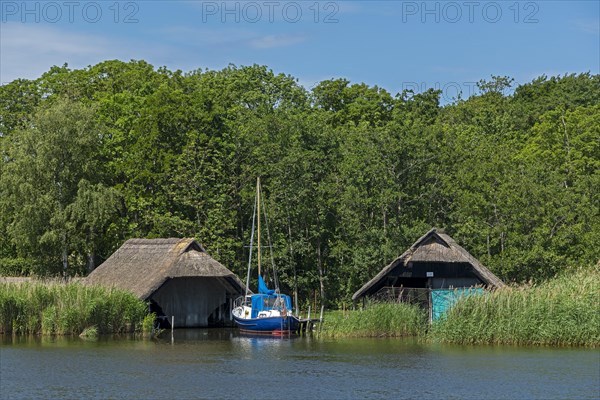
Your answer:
1,329 -> 598,399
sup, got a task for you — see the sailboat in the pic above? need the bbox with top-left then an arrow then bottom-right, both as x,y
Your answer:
231,178 -> 300,334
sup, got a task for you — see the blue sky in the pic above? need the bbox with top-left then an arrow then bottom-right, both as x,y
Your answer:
1,1 -> 598,100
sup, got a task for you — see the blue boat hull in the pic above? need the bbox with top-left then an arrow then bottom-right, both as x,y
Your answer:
233,314 -> 300,333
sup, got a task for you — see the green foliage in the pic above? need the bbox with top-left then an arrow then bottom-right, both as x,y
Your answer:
512,72 -> 600,130
0,281 -> 148,335
0,78 -> 41,137
79,326 -> 98,339
1,97 -> 121,275
1,61 -> 598,308
0,258 -> 36,276
142,313 -> 156,337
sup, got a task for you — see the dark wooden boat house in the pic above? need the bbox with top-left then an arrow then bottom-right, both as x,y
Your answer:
352,228 -> 505,318
86,238 -> 244,328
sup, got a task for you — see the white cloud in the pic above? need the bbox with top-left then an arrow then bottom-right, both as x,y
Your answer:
249,34 -> 306,49
573,19 -> 600,35
160,26 -> 255,47
0,23 -> 173,83
160,25 -> 306,50
0,22 -> 310,84
0,23 -> 107,82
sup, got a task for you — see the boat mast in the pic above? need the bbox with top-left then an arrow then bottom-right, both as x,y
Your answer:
245,184 -> 257,298
257,177 -> 261,278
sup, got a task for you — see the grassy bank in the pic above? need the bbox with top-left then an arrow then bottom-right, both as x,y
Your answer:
430,269 -> 600,346
0,281 -> 149,336
320,269 -> 599,346
319,302 -> 427,338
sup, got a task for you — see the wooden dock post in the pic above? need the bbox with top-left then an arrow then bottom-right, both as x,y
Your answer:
318,305 -> 324,335
319,305 -> 324,322
171,316 -> 175,344
428,290 -> 432,324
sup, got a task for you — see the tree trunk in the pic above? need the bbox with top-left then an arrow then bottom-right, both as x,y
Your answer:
316,236 -> 326,306
62,245 -> 68,277
288,219 -> 299,315
87,251 -> 95,274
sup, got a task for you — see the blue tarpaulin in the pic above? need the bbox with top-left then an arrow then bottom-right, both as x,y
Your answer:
250,294 -> 293,318
258,275 -> 275,295
431,288 -> 484,321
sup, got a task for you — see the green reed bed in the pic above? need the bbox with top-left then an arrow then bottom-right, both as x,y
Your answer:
0,281 -> 148,336
319,302 -> 427,338
430,269 -> 600,346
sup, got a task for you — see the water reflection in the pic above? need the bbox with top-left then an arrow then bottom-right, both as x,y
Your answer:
165,327 -> 237,342
1,331 -> 598,400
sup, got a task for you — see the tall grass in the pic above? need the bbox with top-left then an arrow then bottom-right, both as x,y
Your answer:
318,269 -> 598,346
319,302 -> 427,338
0,281 -> 148,335
430,269 -> 600,346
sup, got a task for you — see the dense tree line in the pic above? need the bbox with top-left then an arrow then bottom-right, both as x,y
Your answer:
1,61 -> 598,307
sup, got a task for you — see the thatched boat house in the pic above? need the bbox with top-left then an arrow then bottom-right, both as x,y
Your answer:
352,228 -> 505,318
86,238 -> 244,328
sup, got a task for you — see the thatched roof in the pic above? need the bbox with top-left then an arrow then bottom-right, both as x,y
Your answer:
352,228 -> 505,301
86,238 -> 244,299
